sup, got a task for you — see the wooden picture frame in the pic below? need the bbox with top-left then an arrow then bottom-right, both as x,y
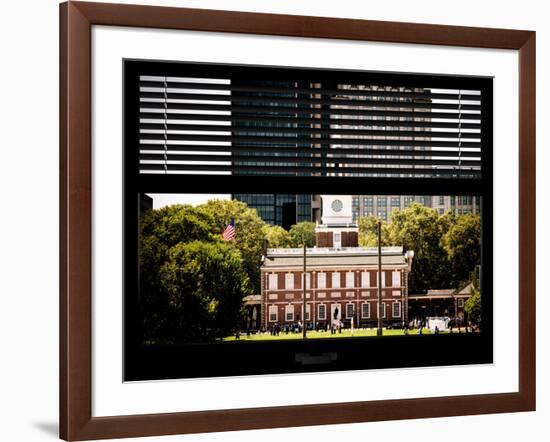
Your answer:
59,1 -> 536,440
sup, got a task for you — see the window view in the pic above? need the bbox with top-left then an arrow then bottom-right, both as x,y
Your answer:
138,193 -> 481,343
125,59 -> 491,379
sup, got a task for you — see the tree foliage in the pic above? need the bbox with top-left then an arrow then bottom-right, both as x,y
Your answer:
263,224 -> 292,248
464,288 -> 481,326
386,203 -> 452,292
358,216 -> 390,247
139,196 -> 482,342
139,200 -> 259,344
200,199 -> 266,294
288,221 -> 316,247
159,241 -> 250,342
441,214 -> 481,288
358,204 -> 481,293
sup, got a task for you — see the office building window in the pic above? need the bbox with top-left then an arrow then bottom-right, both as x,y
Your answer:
318,304 -> 327,320
362,303 -> 370,318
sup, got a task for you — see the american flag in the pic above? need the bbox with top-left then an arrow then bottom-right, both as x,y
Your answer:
222,218 -> 235,241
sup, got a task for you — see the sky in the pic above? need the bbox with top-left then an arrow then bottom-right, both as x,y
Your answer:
146,193 -> 230,209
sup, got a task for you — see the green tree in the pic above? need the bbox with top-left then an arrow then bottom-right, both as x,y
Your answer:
442,214 -> 481,287
385,203 -> 453,293
358,216 -> 390,247
139,204 -> 220,343
464,288 -> 481,327
200,199 -> 267,294
159,241 -> 250,342
139,201 -> 260,343
288,221 -> 316,247
141,204 -> 218,247
263,224 -> 292,248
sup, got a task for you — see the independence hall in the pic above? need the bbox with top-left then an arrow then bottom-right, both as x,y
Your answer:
260,195 -> 414,329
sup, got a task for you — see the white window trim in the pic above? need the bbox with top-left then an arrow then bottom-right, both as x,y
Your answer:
378,302 -> 386,318
285,273 -> 294,290
346,303 -> 354,319
345,272 -> 355,288
376,272 -> 385,288
361,271 -> 370,288
268,305 -> 278,322
317,272 -> 326,289
268,273 -> 278,290
302,304 -> 311,321
458,298 -> 465,308
303,272 -> 310,289
285,304 -> 294,322
332,303 -> 342,321
332,272 -> 340,289
318,303 -> 327,321
361,302 -> 370,319
392,301 -> 401,318
392,271 -> 401,287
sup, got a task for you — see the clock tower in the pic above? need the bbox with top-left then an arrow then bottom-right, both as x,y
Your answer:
321,195 -> 354,226
316,195 -> 358,248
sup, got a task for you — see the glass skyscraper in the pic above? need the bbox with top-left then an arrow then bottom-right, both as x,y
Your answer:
231,79 -> 317,228
233,194 -> 313,229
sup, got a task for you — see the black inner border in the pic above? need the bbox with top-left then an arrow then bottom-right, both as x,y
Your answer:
123,59 -> 493,381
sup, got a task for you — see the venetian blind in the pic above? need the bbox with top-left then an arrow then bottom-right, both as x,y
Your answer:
137,67 -> 483,178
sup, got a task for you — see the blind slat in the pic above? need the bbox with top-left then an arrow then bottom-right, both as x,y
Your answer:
136,68 -> 485,179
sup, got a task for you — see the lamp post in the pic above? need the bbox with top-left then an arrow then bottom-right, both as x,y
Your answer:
377,220 -> 383,337
303,242 -> 307,339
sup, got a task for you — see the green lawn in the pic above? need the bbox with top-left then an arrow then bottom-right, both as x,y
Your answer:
222,327 -> 471,342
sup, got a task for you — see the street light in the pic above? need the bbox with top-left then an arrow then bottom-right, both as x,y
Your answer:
377,220 -> 383,337
303,242 -> 307,339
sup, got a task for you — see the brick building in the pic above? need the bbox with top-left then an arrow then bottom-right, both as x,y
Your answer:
260,195 -> 414,330
408,283 -> 475,323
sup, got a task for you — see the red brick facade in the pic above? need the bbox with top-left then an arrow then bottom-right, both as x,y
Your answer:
260,266 -> 408,329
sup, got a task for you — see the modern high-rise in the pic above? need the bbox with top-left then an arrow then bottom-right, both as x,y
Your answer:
351,195 -> 480,221
229,78 -> 479,226
232,193 -> 320,230
231,79 -> 322,227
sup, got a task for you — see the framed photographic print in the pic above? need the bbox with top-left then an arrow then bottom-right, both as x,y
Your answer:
60,1 -> 535,440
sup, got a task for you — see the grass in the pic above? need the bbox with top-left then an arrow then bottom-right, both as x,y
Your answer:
222,327 -> 473,342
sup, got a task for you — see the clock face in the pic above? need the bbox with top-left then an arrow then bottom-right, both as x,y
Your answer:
331,199 -> 343,213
